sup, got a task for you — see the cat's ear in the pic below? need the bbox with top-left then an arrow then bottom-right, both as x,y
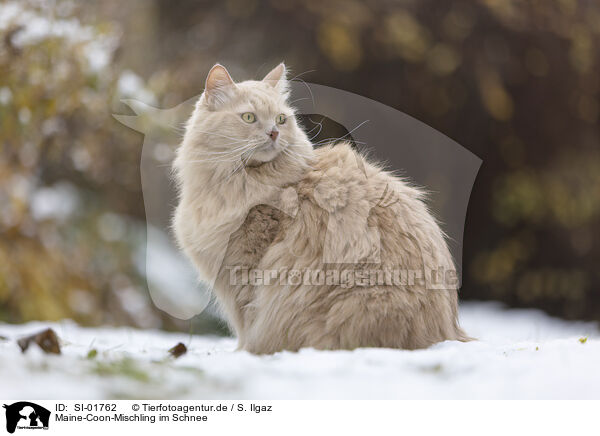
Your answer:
203,64 -> 236,109
263,62 -> 289,95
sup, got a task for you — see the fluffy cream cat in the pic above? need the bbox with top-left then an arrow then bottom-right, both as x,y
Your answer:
172,63 -> 469,354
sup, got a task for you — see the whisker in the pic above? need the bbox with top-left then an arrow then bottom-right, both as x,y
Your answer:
190,141 -> 258,156
192,130 -> 251,142
281,148 -> 311,167
309,119 -> 371,147
280,142 -> 314,158
288,97 -> 310,105
308,124 -> 323,141
279,138 -> 314,154
303,117 -> 325,138
288,69 -> 316,82
290,77 -> 315,109
201,161 -> 246,196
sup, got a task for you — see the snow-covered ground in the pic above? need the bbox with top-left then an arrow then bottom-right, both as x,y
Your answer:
0,302 -> 598,399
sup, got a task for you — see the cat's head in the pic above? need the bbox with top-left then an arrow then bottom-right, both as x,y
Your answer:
183,63 -> 308,166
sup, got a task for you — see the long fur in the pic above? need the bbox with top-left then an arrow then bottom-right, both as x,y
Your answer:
172,63 -> 469,354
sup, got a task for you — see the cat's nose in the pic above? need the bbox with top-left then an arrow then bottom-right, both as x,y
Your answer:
268,128 -> 279,141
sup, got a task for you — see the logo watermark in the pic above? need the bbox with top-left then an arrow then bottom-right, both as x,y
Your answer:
3,402 -> 50,434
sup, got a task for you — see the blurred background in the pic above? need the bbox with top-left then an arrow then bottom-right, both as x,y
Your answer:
1,0 -> 599,334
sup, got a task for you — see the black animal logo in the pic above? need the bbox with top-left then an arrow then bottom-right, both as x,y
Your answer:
3,402 -> 50,434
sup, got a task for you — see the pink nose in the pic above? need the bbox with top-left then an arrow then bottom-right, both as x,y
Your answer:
269,129 -> 279,141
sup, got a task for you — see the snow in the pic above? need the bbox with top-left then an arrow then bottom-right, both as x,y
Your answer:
0,1 -> 119,74
140,226 -> 211,320
117,70 -> 156,105
0,87 -> 12,105
0,302 -> 598,400
30,182 -> 79,221
0,2 -> 93,48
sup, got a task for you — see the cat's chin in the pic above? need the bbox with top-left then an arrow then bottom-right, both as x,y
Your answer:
245,143 -> 282,166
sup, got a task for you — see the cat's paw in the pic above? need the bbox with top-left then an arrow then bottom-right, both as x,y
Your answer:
313,167 -> 350,213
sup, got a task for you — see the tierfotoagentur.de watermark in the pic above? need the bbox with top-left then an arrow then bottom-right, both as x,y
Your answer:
226,265 -> 458,290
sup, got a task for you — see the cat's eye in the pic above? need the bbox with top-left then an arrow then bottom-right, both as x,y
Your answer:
276,114 -> 287,125
241,112 -> 256,123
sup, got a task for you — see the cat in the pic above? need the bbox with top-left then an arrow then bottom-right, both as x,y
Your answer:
172,62 -> 470,354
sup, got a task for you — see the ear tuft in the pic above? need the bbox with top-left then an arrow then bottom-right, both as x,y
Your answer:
204,64 -> 236,108
263,62 -> 289,95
